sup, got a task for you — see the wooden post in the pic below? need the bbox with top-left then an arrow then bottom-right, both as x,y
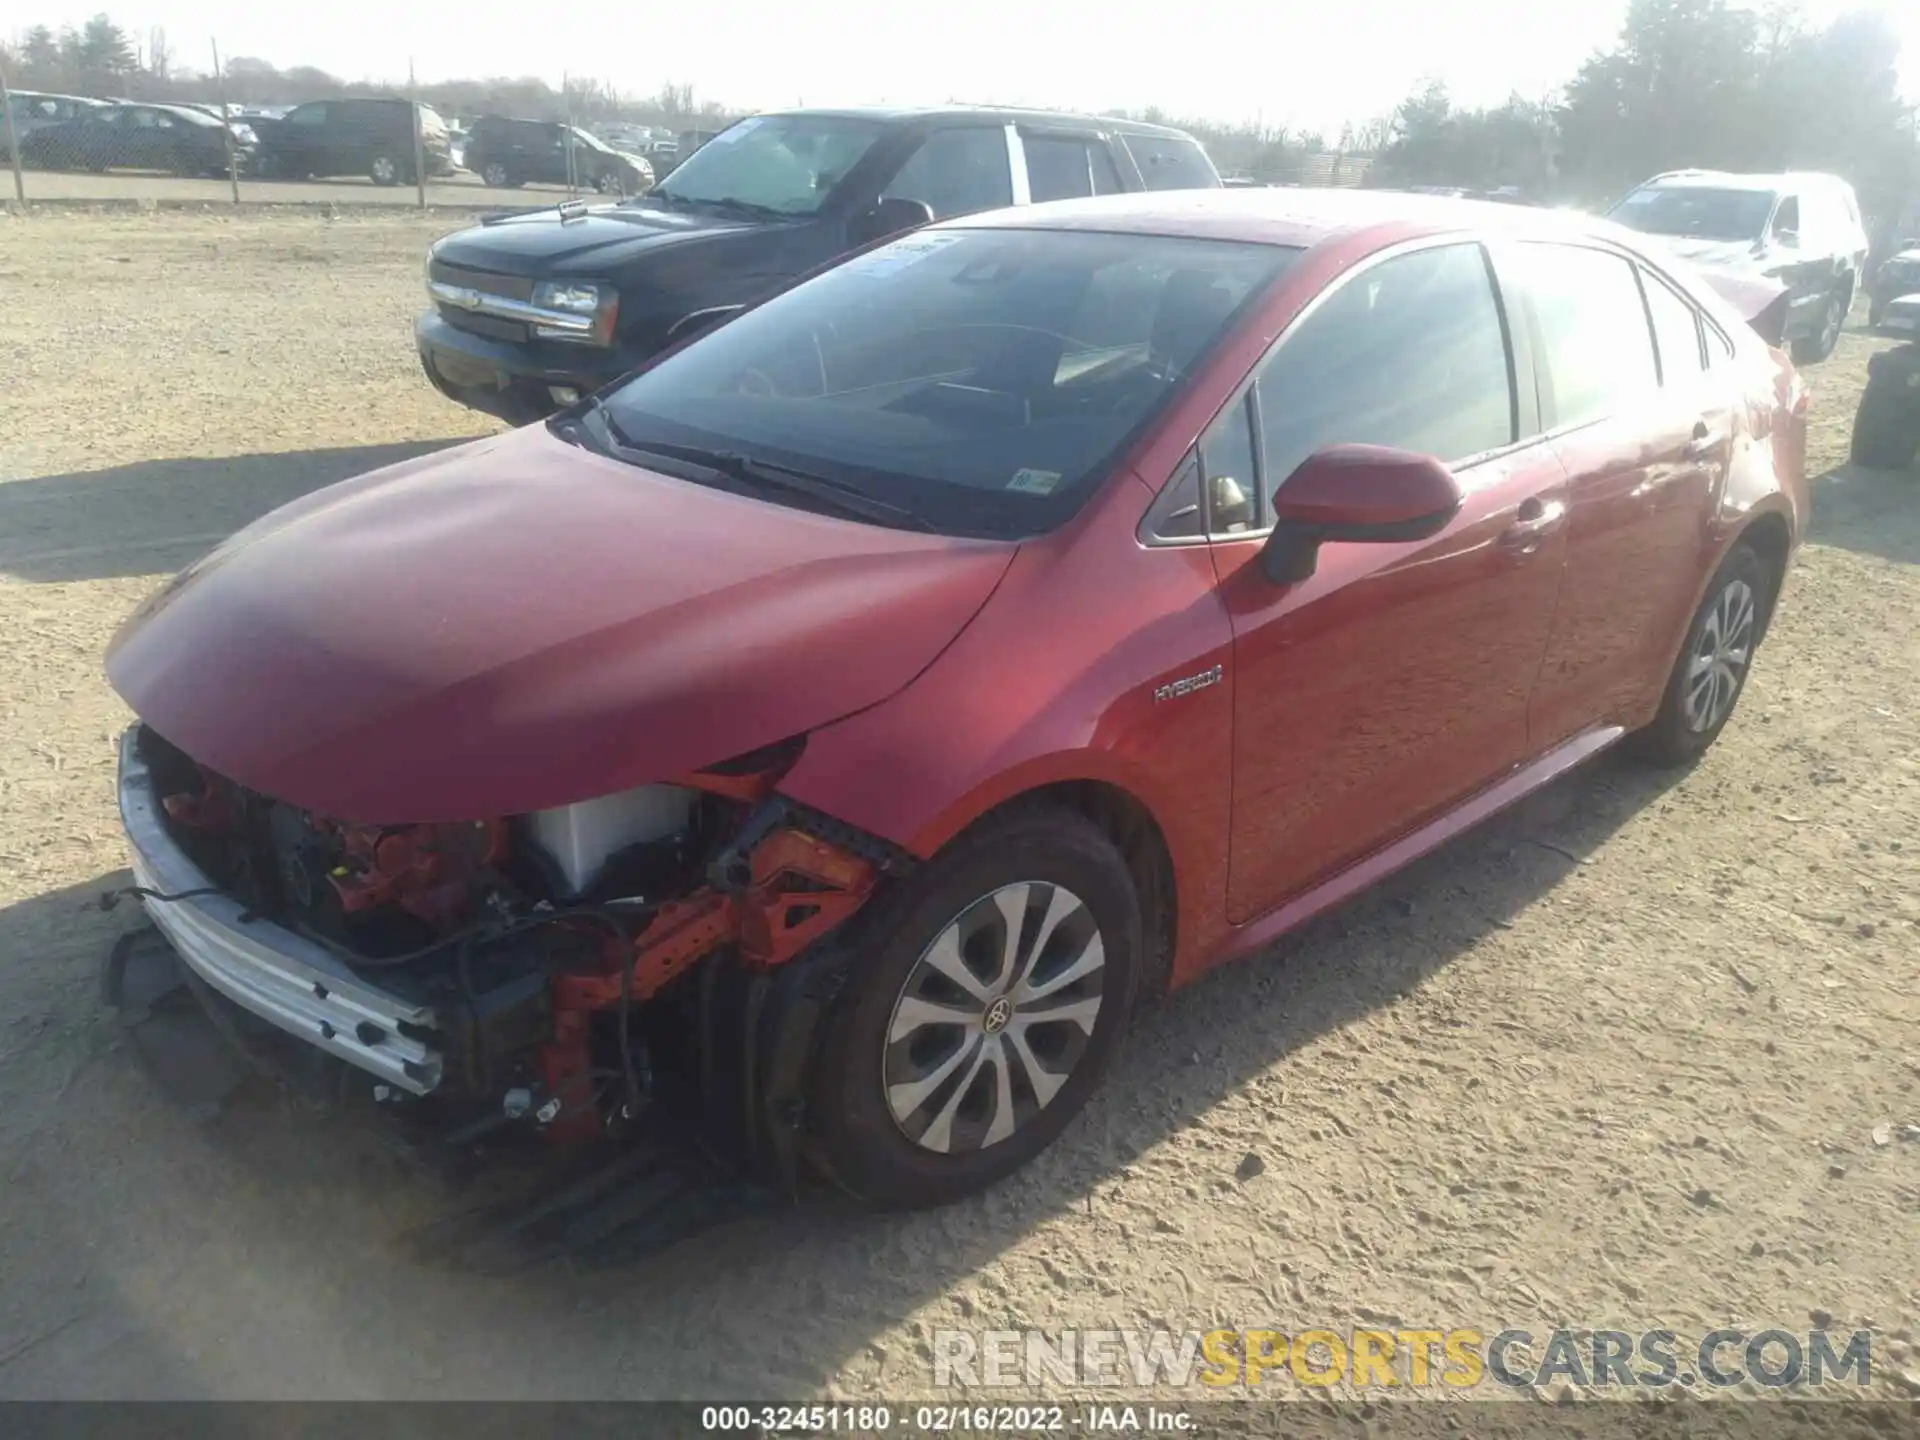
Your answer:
409,59 -> 428,208
209,41 -> 240,203
0,59 -> 26,205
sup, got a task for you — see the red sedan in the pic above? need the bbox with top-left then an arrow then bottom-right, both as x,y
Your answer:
108,189 -> 1808,1209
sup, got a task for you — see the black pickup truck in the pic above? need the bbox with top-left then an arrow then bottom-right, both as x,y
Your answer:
415,105 -> 1221,424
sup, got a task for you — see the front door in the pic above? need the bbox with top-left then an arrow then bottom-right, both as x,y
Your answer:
1213,240 -> 1570,924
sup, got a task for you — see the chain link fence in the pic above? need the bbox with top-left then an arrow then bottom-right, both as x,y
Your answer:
0,44 -> 689,209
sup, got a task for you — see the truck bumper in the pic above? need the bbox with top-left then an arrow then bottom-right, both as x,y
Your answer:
415,313 -> 642,425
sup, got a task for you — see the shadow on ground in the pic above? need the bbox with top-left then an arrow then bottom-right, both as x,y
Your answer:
1807,460 -> 1920,566
0,751 -> 1690,1397
0,441 -> 482,584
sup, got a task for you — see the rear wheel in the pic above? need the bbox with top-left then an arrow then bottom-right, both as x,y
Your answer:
368,151 -> 402,186
807,807 -> 1142,1209
480,160 -> 513,189
1630,543 -> 1769,768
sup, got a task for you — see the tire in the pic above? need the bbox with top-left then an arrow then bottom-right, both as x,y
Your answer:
1630,543 -> 1770,768
807,806 -> 1143,1209
480,160 -> 512,189
593,169 -> 622,195
1850,357 -> 1920,470
368,151 -> 401,186
1790,277 -> 1851,365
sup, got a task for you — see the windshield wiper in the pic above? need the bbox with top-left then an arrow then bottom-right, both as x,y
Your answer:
669,194 -> 796,222
583,421 -> 932,531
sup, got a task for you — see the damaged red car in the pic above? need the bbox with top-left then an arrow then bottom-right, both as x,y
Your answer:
108,190 -> 1809,1209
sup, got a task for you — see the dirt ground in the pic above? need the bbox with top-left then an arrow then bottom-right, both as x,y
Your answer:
0,209 -> 1915,1406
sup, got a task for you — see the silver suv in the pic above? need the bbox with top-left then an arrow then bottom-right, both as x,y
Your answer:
1607,169 -> 1869,364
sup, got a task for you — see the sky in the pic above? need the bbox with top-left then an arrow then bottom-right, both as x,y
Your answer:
17,0 -> 1920,135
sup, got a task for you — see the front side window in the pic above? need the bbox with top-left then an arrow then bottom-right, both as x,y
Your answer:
1514,242 -> 1659,430
881,127 -> 1014,220
596,228 -> 1296,536
1256,242 -> 1516,496
652,114 -> 883,216
1024,133 -> 1123,203
1771,194 -> 1801,238
286,103 -> 328,127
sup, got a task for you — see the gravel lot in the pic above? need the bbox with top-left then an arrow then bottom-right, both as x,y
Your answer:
0,209 -> 1915,1405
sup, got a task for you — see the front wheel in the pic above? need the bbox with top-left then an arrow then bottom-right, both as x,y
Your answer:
1630,543 -> 1769,768
1791,279 -> 1851,364
480,160 -> 513,189
368,151 -> 402,186
807,807 -> 1143,1209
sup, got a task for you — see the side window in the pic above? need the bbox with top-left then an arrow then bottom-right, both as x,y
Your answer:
1120,134 -> 1216,191
880,127 -> 1013,220
287,103 -> 328,127
1641,270 -> 1704,382
1023,133 -> 1123,203
1514,243 -> 1658,429
128,110 -> 159,130
1201,398 -> 1261,533
1255,243 -> 1515,496
1772,194 -> 1800,238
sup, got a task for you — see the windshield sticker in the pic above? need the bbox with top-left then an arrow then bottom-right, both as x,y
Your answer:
1007,468 -> 1062,495
710,118 -> 762,145
851,232 -> 965,279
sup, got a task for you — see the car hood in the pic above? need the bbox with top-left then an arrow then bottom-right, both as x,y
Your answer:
106,425 -> 1016,824
428,200 -> 805,279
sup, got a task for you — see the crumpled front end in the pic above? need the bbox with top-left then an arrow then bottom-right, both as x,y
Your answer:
115,719 -> 910,1162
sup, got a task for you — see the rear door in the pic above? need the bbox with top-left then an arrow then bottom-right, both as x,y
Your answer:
1017,127 -> 1125,204
1211,239 -> 1571,923
1507,241 -> 1730,745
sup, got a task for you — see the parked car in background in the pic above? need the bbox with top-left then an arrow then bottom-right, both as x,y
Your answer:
1606,169 -> 1868,364
113,190 -> 1808,1208
18,101 -> 252,177
2,90 -> 108,160
463,116 -> 653,194
417,105 -> 1224,424
1866,239 -> 1920,330
251,97 -> 453,185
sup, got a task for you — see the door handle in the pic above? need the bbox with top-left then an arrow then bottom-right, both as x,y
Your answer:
1686,418 -> 1727,458
1500,496 -> 1566,548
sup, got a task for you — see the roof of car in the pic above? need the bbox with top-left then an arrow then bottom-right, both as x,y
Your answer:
1636,169 -> 1852,193
754,105 -> 1197,139
945,186 -> 1626,251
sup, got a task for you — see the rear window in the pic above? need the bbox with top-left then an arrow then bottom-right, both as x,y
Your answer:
598,228 -> 1297,536
1514,243 -> 1659,429
1120,133 -> 1219,191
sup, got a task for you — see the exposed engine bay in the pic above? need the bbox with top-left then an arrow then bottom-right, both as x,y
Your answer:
129,723 -> 910,1164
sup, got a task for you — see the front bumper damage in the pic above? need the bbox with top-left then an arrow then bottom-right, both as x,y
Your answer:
117,727 -> 444,1095
110,723 -> 914,1233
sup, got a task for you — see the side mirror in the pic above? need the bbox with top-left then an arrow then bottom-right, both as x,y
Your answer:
1259,445 -> 1463,586
850,196 -> 935,248
1773,226 -> 1800,248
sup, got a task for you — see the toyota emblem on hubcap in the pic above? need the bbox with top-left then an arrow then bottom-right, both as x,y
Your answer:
982,997 -> 1013,1034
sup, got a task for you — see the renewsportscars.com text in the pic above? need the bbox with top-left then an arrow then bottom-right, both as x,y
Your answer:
932,1327 -> 1874,1390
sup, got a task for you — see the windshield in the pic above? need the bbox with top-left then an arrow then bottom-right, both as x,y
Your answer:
1609,185 -> 1777,242
595,228 -> 1297,536
571,127 -> 612,153
652,115 -> 884,216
